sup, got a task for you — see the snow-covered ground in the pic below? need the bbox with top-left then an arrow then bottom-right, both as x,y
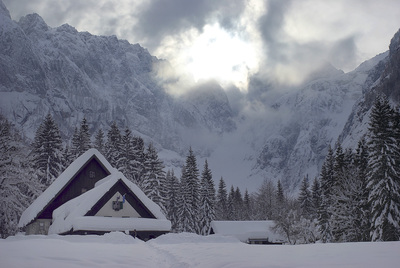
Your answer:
1,232 -> 399,268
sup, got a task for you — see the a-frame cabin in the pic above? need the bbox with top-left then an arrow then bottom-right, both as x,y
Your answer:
49,173 -> 171,240
19,148 -> 170,240
19,149 -> 115,235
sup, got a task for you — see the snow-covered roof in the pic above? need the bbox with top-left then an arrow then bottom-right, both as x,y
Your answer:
49,172 -> 170,234
210,221 -> 285,243
19,148 -> 116,228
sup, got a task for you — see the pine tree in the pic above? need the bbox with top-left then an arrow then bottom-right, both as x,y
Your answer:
165,170 -> 180,232
367,97 -> 400,241
70,118 -> 91,159
243,189 -> 252,220
132,136 -> 146,187
119,128 -> 136,182
70,127 -> 80,159
298,175 -> 312,219
234,187 -> 243,220
62,143 -> 74,167
32,113 -> 64,187
79,117 -> 91,153
330,143 -> 350,242
354,137 -> 371,241
255,179 -> 276,220
94,128 -> 105,155
142,143 -> 166,211
318,145 -> 334,243
227,185 -> 235,220
276,180 -> 285,205
216,177 -> 228,220
198,160 -> 216,235
105,121 -> 122,168
178,148 -> 200,233
0,115 -> 41,238
177,164 -> 190,232
310,177 -> 321,219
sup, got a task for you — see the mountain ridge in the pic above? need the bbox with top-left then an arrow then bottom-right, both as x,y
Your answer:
1,0 -> 397,192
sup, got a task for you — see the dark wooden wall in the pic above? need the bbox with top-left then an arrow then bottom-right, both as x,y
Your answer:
38,157 -> 110,219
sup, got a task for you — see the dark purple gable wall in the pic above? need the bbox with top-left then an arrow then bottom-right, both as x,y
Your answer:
86,179 -> 156,219
38,157 -> 110,219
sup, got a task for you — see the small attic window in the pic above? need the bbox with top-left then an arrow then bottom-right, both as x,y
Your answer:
89,171 -> 95,179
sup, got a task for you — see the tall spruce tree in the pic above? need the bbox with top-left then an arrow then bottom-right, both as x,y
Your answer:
310,177 -> 321,219
234,187 -> 243,220
243,189 -> 252,220
198,160 -> 216,235
354,137 -> 371,241
142,143 -> 166,211
318,145 -> 334,243
367,96 -> 400,241
119,128 -> 136,182
94,128 -> 105,155
227,185 -> 236,220
298,175 -> 312,219
178,148 -> 200,233
70,118 -> 91,159
216,177 -> 228,220
132,136 -> 146,187
32,113 -> 64,187
165,170 -> 180,232
105,121 -> 122,168
0,115 -> 41,238
79,117 -> 91,153
255,179 -> 276,220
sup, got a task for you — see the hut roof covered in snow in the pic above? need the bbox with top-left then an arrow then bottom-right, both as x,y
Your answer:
210,221 -> 286,244
19,149 -> 115,228
49,172 -> 171,235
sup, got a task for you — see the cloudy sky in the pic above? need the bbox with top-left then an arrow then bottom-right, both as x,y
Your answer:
4,0 -> 400,91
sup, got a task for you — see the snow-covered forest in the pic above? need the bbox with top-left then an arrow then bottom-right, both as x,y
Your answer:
1,94 -> 400,243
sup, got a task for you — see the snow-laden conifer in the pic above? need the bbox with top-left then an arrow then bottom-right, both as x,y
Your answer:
0,115 -> 41,238
178,148 -> 200,233
317,145 -> 334,243
142,143 -> 166,212
105,121 -> 122,168
94,128 -> 105,155
298,175 -> 312,219
165,170 -> 180,232
32,113 -> 64,187
216,177 -> 228,220
198,160 -> 216,235
367,97 -> 400,241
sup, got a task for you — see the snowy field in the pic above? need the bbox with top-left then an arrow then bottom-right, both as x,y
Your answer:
1,232 -> 399,268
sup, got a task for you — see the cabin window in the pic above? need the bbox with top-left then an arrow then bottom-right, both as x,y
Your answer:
39,222 -> 44,231
89,171 -> 96,179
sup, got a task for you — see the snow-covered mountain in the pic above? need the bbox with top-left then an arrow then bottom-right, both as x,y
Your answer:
0,0 -> 397,192
340,28 -> 400,148
0,2 -> 234,155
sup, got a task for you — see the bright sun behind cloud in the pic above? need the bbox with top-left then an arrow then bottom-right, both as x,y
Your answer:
185,24 -> 258,90
156,22 -> 260,93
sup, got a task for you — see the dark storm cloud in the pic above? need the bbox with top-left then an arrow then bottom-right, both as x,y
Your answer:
254,0 -> 358,87
133,0 -> 246,50
258,0 -> 292,63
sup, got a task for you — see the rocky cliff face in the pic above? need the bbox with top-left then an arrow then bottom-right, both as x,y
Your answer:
340,29 -> 400,149
251,55 -> 388,192
0,5 -> 235,156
